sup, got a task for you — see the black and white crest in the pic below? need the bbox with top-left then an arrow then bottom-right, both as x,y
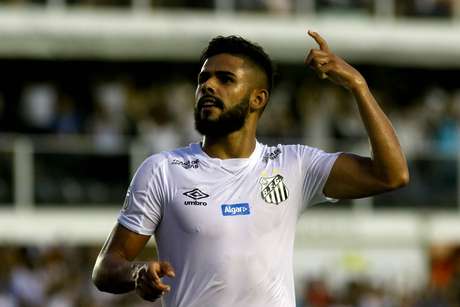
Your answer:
259,174 -> 289,205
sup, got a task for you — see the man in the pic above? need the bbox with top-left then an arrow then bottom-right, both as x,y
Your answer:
92,31 -> 409,307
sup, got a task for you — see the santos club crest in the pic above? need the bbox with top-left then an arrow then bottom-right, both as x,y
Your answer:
259,174 -> 289,205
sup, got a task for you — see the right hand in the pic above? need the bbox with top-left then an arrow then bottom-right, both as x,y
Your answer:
134,261 -> 175,301
305,30 -> 366,91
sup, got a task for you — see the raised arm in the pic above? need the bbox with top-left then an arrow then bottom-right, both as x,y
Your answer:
92,223 -> 175,301
305,30 -> 409,199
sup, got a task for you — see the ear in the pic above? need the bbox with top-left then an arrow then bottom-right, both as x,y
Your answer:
249,88 -> 269,114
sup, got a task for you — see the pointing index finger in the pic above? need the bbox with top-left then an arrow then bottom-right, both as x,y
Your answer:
308,30 -> 330,52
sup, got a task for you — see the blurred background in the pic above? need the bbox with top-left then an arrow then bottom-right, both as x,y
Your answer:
0,0 -> 460,306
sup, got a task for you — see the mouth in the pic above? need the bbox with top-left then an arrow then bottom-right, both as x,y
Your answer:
201,104 -> 218,110
198,96 -> 222,110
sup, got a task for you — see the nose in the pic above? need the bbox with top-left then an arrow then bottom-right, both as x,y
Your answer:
200,79 -> 216,96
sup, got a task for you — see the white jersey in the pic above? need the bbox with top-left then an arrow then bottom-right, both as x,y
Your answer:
118,142 -> 339,307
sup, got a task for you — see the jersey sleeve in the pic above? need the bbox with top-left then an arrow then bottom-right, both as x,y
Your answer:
117,155 -> 167,236
298,145 -> 341,207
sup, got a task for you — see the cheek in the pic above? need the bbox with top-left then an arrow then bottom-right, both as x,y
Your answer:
194,88 -> 200,106
233,87 -> 251,102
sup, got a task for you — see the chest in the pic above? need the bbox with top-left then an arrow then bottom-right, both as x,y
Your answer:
162,165 -> 298,238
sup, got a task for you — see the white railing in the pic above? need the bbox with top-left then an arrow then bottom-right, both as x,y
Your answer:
1,134 -> 459,211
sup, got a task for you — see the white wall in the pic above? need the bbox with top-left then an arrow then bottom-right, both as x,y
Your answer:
1,8 -> 460,67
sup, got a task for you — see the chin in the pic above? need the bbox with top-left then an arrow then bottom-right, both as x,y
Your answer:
201,112 -> 220,121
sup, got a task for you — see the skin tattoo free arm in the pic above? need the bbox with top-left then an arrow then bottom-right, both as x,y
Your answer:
92,223 -> 175,301
305,30 -> 409,199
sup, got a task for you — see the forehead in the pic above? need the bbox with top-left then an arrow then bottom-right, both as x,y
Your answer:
199,53 -> 250,75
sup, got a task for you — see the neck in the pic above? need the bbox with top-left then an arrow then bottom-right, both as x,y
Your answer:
201,126 -> 257,159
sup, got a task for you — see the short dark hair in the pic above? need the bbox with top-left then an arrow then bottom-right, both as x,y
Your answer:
199,35 -> 274,93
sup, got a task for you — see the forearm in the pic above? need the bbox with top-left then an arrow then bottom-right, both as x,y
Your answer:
351,80 -> 409,187
92,254 -> 146,294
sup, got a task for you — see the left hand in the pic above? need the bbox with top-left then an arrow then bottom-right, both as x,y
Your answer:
134,261 -> 175,302
305,30 -> 366,91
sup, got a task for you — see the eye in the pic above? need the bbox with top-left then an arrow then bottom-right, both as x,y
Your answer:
197,73 -> 209,84
219,75 -> 234,84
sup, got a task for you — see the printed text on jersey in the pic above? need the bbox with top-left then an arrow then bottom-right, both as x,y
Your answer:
221,203 -> 251,216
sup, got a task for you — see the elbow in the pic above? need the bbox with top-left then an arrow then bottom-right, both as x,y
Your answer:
92,268 -> 105,291
92,263 -> 110,292
92,256 -> 133,294
92,274 -> 111,293
386,168 -> 410,190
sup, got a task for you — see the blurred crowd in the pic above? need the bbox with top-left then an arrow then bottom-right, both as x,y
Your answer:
0,61 -> 458,207
0,0 -> 458,18
0,63 -> 459,156
300,276 -> 460,307
1,244 -> 460,307
0,245 -> 161,307
301,245 -> 460,307
0,77 -> 198,154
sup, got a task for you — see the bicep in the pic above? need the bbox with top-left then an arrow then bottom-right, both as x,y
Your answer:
323,153 -> 393,199
99,223 -> 151,261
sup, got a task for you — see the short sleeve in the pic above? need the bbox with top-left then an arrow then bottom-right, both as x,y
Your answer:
300,146 -> 341,207
117,155 -> 166,236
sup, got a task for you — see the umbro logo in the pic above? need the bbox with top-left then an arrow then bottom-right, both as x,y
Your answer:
183,188 -> 209,206
183,188 -> 209,200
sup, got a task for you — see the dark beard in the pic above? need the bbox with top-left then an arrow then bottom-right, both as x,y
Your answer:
194,97 -> 250,137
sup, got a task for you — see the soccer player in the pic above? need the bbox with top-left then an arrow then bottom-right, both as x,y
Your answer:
92,31 -> 409,307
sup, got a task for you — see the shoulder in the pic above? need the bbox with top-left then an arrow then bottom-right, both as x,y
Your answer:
260,143 -> 322,162
138,143 -> 200,174
130,144 -> 199,190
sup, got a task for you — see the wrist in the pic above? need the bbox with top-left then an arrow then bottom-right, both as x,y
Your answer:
350,76 -> 368,94
131,263 -> 148,287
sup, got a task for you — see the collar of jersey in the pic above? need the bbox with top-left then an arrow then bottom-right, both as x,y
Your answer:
190,141 -> 263,174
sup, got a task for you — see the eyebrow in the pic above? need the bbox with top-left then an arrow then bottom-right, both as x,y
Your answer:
198,70 -> 237,78
215,71 -> 236,78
